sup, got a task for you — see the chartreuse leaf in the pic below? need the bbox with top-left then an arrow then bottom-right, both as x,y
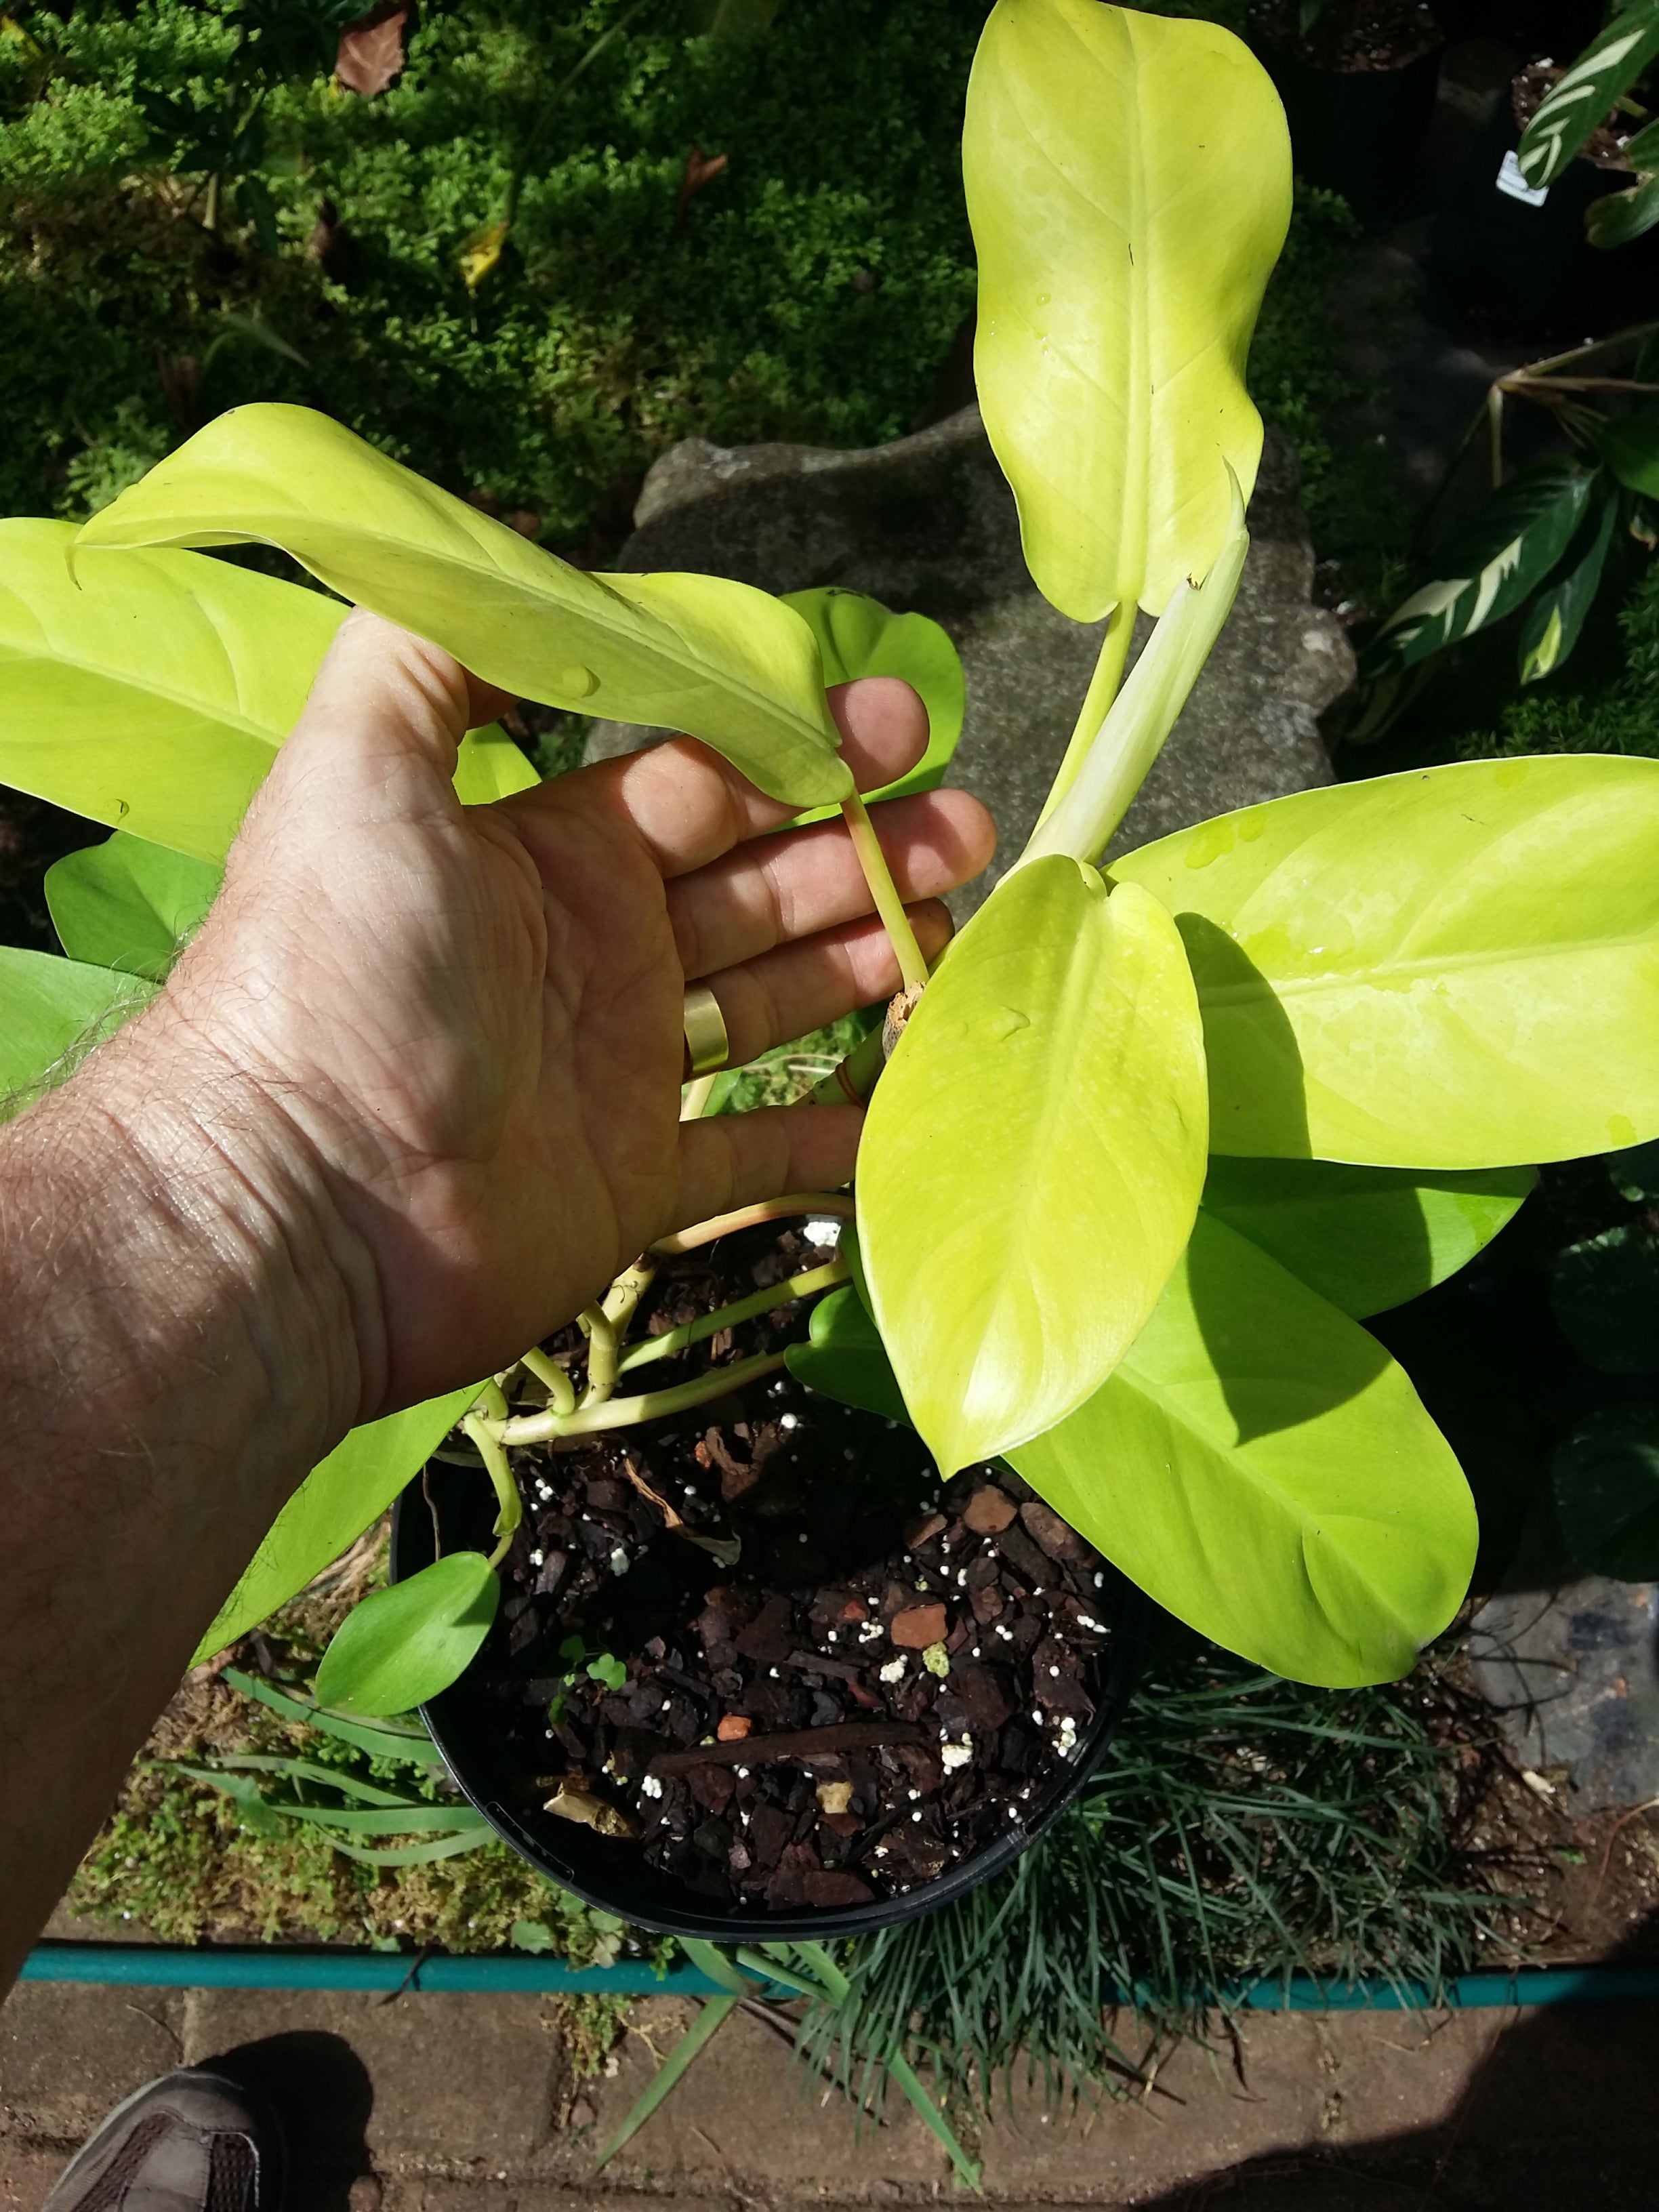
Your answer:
314,1550 -> 500,1716
0,945 -> 152,1101
453,726 -> 540,801
1364,462 -> 1595,678
858,857 -> 1207,1477
1111,756 -> 1659,1168
78,405 -> 851,810
781,587 -> 964,821
1518,481 -> 1618,684
1516,3 -> 1659,190
46,833 -> 222,980
0,518 -> 342,861
964,0 -> 1290,620
786,1285 -> 912,1423
1008,1214 -> 1477,1687
1553,1406 -> 1659,1578
1200,1158 -> 1535,1319
192,1385 -> 480,1660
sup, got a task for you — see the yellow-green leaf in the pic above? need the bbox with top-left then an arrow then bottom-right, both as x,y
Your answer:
964,0 -> 1290,620
1112,756 -> 1659,1168
0,518 -> 342,861
78,405 -> 852,810
0,945 -> 152,1104
45,832 -> 222,981
1200,1157 -> 1536,1319
857,857 -> 1207,1477
192,1385 -> 480,1661
1008,1213 -> 1476,1685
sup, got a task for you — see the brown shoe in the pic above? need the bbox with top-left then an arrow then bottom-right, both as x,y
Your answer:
41,2069 -> 283,2212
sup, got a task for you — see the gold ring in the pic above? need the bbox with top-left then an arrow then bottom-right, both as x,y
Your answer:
682,984 -> 730,1077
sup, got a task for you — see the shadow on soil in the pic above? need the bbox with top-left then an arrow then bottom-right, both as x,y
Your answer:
203,2030 -> 373,2212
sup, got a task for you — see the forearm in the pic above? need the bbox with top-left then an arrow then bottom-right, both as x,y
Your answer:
0,1008 -> 372,1986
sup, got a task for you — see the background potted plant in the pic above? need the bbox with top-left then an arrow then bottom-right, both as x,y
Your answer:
1250,0 -> 1447,219
7,0 -> 1659,1936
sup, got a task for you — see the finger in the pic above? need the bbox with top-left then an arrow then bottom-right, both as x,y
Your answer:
695,901 -> 956,1069
670,787 -> 994,981
542,676 -> 933,879
673,1101 -> 864,1235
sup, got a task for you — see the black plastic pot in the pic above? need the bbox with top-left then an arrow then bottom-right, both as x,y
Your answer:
1429,96 -> 1659,338
393,1457 -> 1151,1942
1254,34 -> 1446,220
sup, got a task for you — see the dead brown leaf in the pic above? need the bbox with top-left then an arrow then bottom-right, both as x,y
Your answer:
336,3 -> 409,98
674,146 -> 730,231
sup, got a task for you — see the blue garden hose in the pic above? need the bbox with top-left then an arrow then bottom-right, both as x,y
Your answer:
20,1942 -> 1659,2007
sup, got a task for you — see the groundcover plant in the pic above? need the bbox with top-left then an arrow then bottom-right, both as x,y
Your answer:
6,0 -> 1659,1706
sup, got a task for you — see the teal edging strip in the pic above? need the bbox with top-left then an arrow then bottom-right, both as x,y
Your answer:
20,1946 -> 1659,2007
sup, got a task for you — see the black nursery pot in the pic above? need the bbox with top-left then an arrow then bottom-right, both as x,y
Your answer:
1252,33 -> 1445,220
392,1454 -> 1149,1944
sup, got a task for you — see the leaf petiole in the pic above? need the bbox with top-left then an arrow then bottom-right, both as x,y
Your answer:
1031,600 -> 1135,831
462,1413 -> 521,1570
494,1349 -> 788,1446
615,1256 -> 848,1376
840,792 -> 930,991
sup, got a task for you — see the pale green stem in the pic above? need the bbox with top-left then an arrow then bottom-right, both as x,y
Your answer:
840,792 -> 930,992
577,1305 -> 619,1410
1031,603 -> 1135,832
806,1025 -> 885,1109
652,1191 -> 855,1256
471,1378 -> 510,1424
617,1257 -> 848,1376
462,1412 -> 520,1569
601,1258 -> 657,1334
680,1073 -> 719,1120
496,1349 -> 788,1445
520,1345 -> 576,1417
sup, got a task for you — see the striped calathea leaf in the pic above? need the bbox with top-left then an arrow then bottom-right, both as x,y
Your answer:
1515,1 -> 1659,192
1517,475 -> 1620,683
1587,117 -> 1659,246
1362,459 -> 1597,679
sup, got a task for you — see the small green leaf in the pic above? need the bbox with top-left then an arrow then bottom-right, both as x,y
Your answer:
0,945 -> 152,1103
964,0 -> 1290,619
512,1918 -> 557,1952
786,1284 -> 914,1423
1516,4 -> 1659,190
1008,1214 -> 1477,1686
453,726 -> 540,802
314,1551 -> 501,1715
45,833 -> 222,981
587,1652 -> 628,1690
79,405 -> 852,811
1112,755 -> 1659,1168
780,588 -> 964,821
1551,1224 -> 1659,1374
0,518 -> 341,861
1364,462 -> 1596,677
859,858 -> 1207,1475
1594,169 -> 1659,249
1199,1158 -> 1535,1319
1608,1136 -> 1659,1202
1553,1404 -> 1659,1576
192,1385 -> 483,1660
1594,413 -> 1659,497
1518,480 -> 1619,683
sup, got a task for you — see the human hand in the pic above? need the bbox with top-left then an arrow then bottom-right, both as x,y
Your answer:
157,610 -> 996,1422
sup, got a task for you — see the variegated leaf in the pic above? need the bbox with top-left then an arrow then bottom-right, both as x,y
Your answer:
1517,3 -> 1659,191
1362,460 -> 1594,678
1518,480 -> 1618,682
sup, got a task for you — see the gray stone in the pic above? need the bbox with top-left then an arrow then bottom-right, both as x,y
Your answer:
1467,1576 -> 1659,1811
583,406 -> 1352,918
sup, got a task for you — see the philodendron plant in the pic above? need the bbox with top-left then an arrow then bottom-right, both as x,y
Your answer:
6,0 -> 1659,1713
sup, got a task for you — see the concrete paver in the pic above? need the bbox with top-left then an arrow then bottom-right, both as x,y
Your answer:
7,1980 -> 1659,2211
